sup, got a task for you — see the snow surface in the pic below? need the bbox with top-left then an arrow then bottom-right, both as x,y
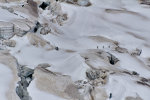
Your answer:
0,63 -> 13,100
0,8 -> 21,21
1,0 -> 150,100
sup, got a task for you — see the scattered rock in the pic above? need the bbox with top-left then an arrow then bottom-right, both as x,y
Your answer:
86,69 -> 100,80
40,24 -> 51,35
56,14 -> 68,25
130,48 -> 142,56
3,40 -> 16,47
115,46 -> 128,53
86,69 -> 108,85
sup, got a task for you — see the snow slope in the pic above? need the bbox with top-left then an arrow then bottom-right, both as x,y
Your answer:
1,0 -> 150,100
0,64 -> 13,100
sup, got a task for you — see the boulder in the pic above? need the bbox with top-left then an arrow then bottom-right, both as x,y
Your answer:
39,2 -> 50,10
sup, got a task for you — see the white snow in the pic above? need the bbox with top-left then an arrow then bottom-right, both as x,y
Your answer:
106,75 -> 150,100
0,8 -> 21,21
0,63 -> 13,100
1,0 -> 150,100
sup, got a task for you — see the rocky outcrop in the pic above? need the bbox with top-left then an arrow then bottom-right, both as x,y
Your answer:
3,40 -> 16,47
86,69 -> 108,85
27,33 -> 54,49
31,66 -> 84,100
16,65 -> 34,100
107,53 -> 119,65
75,69 -> 108,100
39,2 -> 50,10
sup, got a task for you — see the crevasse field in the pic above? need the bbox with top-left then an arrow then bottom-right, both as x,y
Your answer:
0,0 -> 150,100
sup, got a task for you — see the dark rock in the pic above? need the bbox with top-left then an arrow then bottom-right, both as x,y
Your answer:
20,66 -> 34,78
122,71 -> 132,75
39,2 -> 50,10
132,71 -> 139,76
55,47 -> 59,51
20,76 -> 30,88
16,83 -> 29,99
33,21 -> 41,33
137,81 -> 150,88
107,53 -> 119,65
141,77 -> 149,82
109,93 -> 112,99
16,65 -> 34,100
